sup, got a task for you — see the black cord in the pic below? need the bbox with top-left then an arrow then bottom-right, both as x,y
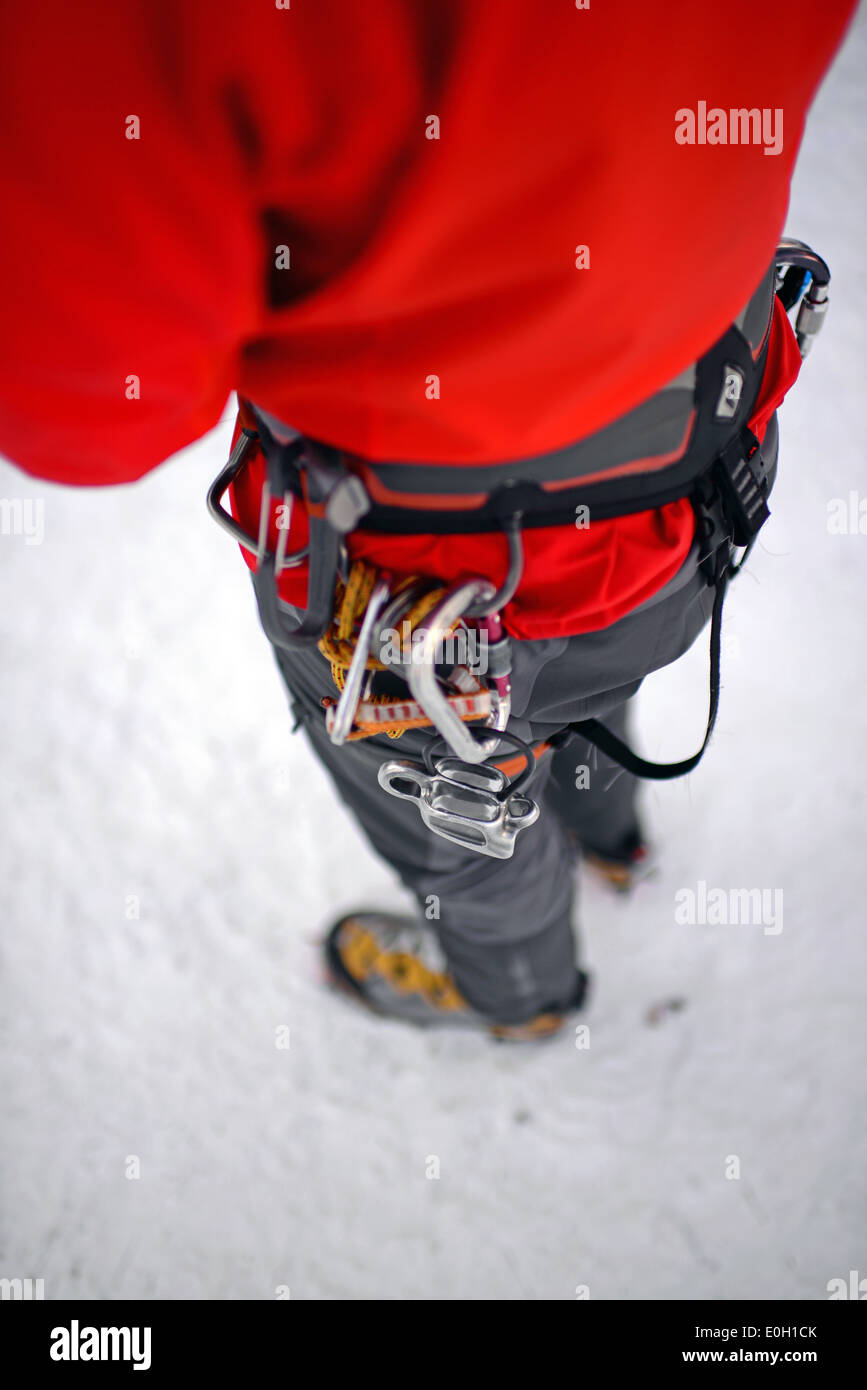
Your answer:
422,725 -> 538,795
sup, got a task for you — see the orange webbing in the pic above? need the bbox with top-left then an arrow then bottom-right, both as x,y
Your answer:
493,742 -> 550,777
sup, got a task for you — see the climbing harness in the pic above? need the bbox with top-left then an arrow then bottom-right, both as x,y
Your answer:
208,240 -> 830,857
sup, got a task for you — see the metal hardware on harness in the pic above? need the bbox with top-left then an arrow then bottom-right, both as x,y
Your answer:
208,425 -> 373,650
774,238 -> 831,360
377,757 -> 539,859
703,242 -> 831,562
714,431 -> 770,548
404,580 -> 498,763
463,514 -> 525,616
207,429 -> 309,566
795,282 -> 828,358
367,575 -> 515,760
377,726 -> 540,858
328,575 -> 392,746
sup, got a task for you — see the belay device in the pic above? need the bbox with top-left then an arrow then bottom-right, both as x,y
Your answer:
208,240 -> 830,858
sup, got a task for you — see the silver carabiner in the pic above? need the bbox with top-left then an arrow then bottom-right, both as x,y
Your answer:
328,576 -> 392,746
401,580 -> 498,763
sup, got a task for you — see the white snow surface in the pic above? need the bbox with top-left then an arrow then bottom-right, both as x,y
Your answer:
2,17 -> 866,1302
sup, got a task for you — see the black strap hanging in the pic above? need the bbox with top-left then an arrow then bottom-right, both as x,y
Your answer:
564,564 -> 728,780
558,412 -> 775,781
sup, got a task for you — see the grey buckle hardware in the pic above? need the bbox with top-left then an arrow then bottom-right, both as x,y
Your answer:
325,474 -> 371,533
715,365 -> 744,420
377,758 -> 539,859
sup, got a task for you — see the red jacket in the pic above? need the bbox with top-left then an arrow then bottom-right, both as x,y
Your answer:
0,1 -> 853,638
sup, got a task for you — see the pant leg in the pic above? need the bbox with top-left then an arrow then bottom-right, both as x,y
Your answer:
545,700 -> 641,854
266,531 -> 717,1023
273,641 -> 582,1025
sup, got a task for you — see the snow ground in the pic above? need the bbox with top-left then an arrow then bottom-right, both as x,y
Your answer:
2,17 -> 866,1302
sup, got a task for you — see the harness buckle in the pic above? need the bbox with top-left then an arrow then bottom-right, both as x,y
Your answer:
714,430 -> 770,549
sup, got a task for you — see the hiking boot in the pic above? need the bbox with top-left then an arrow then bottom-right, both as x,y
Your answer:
324,910 -> 588,1040
580,827 -> 657,893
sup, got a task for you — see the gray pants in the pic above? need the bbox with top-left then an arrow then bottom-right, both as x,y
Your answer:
269,534 -> 717,1024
